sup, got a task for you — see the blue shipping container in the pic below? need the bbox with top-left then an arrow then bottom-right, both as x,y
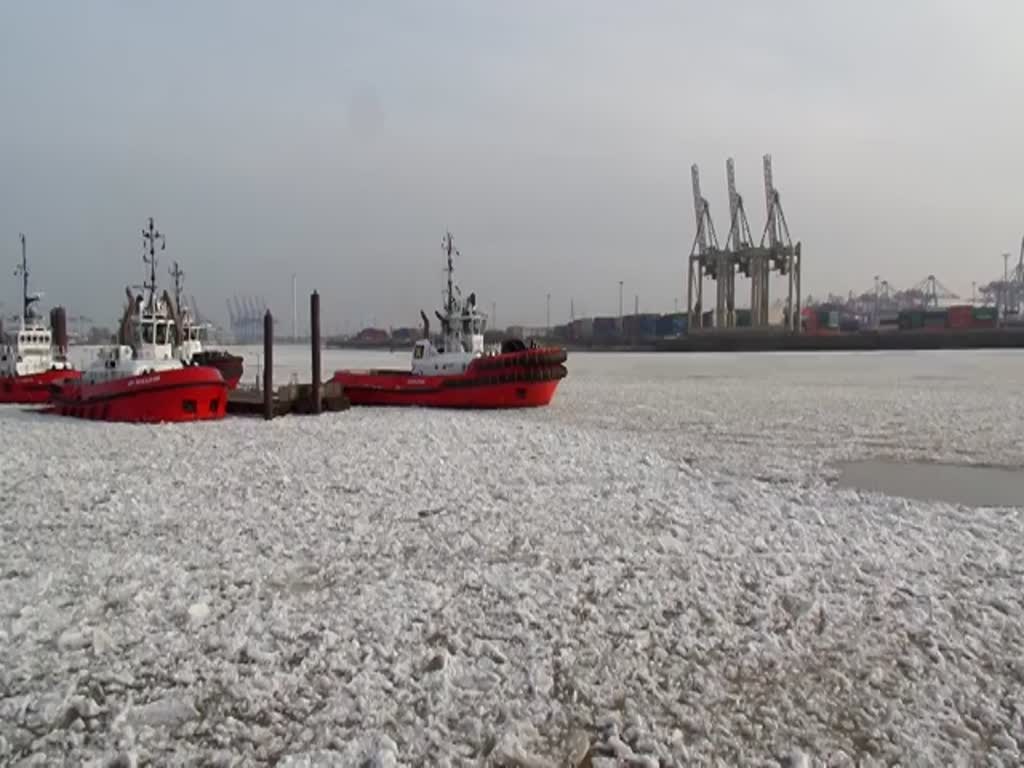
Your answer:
655,315 -> 675,336
638,314 -> 658,338
593,316 -> 619,339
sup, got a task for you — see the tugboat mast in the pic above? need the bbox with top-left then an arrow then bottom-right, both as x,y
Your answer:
141,217 -> 165,311
441,231 -> 459,316
169,261 -> 185,313
14,233 -> 37,324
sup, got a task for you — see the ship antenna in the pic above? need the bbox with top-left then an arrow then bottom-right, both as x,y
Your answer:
441,230 -> 459,316
141,217 -> 166,311
169,260 -> 185,313
14,233 -> 31,323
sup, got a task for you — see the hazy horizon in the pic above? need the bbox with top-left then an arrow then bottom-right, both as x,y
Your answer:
2,1 -> 1022,332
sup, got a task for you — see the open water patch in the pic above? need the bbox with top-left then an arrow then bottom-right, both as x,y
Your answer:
837,459 -> 1024,508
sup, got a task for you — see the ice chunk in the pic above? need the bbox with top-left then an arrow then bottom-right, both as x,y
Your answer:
489,723 -> 553,768
127,695 -> 199,729
278,751 -> 345,768
57,628 -> 92,651
188,603 -> 211,623
92,628 -> 114,655
780,750 -> 811,768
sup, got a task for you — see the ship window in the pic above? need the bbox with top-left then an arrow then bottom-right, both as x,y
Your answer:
182,399 -> 197,413
413,346 -> 424,359
155,323 -> 168,345
142,323 -> 154,344
209,398 -> 219,412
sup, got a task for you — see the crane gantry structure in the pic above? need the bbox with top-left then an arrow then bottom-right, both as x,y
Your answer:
686,154 -> 802,333
226,296 -> 271,344
911,275 -> 959,309
977,238 -> 1024,317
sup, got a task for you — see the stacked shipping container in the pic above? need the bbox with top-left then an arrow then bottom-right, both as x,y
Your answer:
899,305 -> 998,331
497,304 -> 1005,346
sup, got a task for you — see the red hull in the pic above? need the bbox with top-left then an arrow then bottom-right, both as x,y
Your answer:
49,367 -> 227,423
333,348 -> 568,409
0,368 -> 81,404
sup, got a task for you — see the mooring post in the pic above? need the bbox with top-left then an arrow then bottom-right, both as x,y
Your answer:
50,306 -> 68,359
263,310 -> 274,420
311,291 -> 322,414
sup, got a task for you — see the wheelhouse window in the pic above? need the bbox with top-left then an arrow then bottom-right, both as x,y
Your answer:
155,322 -> 168,345
142,322 -> 154,344
413,345 -> 425,359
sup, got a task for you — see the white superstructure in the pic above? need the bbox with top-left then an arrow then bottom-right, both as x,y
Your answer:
0,234 -> 73,378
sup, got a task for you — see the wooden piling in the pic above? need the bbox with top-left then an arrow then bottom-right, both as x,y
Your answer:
311,291 -> 322,414
263,310 -> 273,420
49,306 -> 68,358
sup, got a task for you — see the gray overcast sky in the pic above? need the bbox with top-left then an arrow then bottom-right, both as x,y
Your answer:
2,1 -> 1022,331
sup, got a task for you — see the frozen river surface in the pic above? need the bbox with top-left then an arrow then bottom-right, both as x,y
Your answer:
2,348 -> 1024,766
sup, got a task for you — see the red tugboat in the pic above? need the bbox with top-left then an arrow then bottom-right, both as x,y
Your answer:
333,232 -> 567,408
169,261 -> 244,389
49,219 -> 228,423
0,234 -> 80,403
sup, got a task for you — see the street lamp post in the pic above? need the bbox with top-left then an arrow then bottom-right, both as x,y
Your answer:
873,275 -> 880,328
618,281 -> 624,335
291,273 -> 297,342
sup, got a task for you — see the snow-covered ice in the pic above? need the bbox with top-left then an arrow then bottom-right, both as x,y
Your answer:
2,348 -> 1024,766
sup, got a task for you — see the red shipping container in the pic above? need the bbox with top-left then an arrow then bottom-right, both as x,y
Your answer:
801,307 -> 818,333
948,305 -> 973,330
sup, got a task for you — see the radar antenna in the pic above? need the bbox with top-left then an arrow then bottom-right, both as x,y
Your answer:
169,261 -> 185,313
14,233 -> 39,323
441,231 -> 459,316
141,217 -> 166,311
